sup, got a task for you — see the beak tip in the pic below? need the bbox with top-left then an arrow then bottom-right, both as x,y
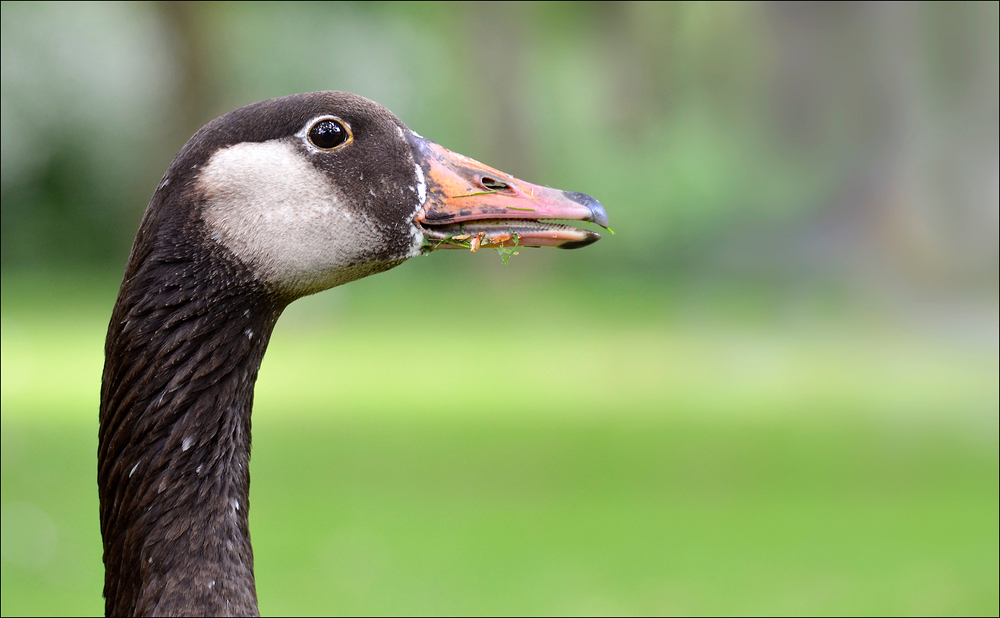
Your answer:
563,191 -> 610,228
557,233 -> 602,250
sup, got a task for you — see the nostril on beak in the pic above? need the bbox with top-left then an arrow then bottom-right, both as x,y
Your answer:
481,177 -> 512,193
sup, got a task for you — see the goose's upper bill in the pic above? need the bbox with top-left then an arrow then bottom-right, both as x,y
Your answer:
411,135 -> 609,251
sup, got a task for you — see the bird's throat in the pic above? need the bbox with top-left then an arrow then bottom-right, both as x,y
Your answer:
99,245 -> 284,617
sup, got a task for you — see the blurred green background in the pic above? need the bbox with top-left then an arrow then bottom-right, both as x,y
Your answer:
2,2 -> 997,615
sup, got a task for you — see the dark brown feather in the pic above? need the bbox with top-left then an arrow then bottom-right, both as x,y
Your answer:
100,225 -> 284,615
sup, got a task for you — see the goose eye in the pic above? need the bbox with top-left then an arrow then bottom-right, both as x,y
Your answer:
308,119 -> 350,150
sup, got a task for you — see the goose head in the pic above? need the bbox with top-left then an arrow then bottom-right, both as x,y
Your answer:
143,91 -> 607,300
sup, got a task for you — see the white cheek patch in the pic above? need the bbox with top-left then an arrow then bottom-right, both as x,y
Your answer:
199,140 -> 382,294
413,163 -> 426,207
407,162 -> 428,251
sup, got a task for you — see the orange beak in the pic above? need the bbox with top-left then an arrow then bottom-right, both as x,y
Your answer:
410,135 -> 609,251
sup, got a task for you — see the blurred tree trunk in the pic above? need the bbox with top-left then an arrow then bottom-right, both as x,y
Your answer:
158,1 -> 219,139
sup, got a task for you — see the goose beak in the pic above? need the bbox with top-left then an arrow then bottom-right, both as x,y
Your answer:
410,135 -> 608,251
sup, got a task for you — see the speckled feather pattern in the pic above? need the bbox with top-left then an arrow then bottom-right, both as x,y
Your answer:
99,93 -> 426,616
100,233 -> 281,616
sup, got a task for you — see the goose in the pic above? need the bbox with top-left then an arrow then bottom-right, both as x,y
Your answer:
99,91 -> 608,616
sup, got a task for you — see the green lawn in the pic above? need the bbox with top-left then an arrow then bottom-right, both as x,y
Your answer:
2,268 -> 997,615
